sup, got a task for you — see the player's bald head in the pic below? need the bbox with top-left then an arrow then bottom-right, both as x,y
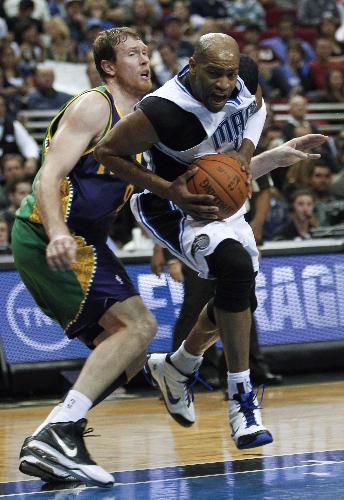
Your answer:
193,33 -> 239,64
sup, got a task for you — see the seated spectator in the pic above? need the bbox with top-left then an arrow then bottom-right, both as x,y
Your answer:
0,176 -> 32,234
45,17 -> 78,62
269,40 -> 311,97
78,18 -> 105,61
242,43 -> 274,98
128,0 -> 157,42
189,0 -> 230,24
308,38 -> 344,92
297,0 -> 340,28
281,95 -> 318,141
307,161 -> 344,226
0,153 -> 26,208
4,0 -> 50,22
153,42 -> 188,85
320,68 -> 344,103
25,65 -> 72,110
0,44 -> 33,115
318,13 -> 344,59
171,0 -> 196,41
226,0 -> 266,31
260,15 -> 314,64
17,20 -> 45,72
0,215 -> 11,253
162,14 -> 194,58
63,0 -> 85,46
273,189 -> 318,240
0,96 -> 39,175
7,0 -> 43,36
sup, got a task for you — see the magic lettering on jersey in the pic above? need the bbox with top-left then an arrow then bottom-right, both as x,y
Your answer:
212,101 -> 257,150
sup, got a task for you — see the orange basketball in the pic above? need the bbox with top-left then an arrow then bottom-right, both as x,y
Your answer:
187,154 -> 250,219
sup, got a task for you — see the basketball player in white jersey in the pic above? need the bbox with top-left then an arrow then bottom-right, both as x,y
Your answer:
95,33 -> 327,449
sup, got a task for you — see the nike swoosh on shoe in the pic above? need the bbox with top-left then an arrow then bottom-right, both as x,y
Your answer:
50,429 -> 78,458
164,378 -> 181,405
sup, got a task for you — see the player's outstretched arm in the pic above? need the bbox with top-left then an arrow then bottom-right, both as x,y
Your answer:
37,92 -> 110,271
250,134 -> 328,180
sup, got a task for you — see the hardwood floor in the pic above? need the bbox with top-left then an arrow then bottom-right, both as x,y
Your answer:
1,380 -> 343,483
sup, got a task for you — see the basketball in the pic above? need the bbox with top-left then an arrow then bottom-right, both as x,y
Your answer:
187,154 -> 250,219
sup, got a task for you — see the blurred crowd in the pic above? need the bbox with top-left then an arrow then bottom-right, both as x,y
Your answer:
0,0 -> 344,254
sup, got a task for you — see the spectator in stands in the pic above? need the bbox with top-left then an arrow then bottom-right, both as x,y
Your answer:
242,43 -> 274,98
309,38 -> 344,91
0,153 -> 25,208
162,14 -> 194,58
0,97 -> 39,172
25,65 -> 72,110
171,0 -> 195,41
128,0 -> 157,42
281,95 -> 316,141
153,42 -> 188,85
0,176 -> 32,234
189,0 -> 230,23
269,40 -> 311,98
225,0 -> 266,31
17,20 -> 45,72
7,0 -> 43,36
84,0 -> 112,26
320,69 -> 344,103
273,189 -> 318,240
64,0 -> 85,46
45,17 -> 78,62
297,0 -> 339,28
318,13 -> 344,59
260,15 -> 314,64
0,44 -> 32,115
78,18 -> 104,61
308,38 -> 344,92
4,0 -> 50,23
0,215 -> 11,253
307,161 -> 344,226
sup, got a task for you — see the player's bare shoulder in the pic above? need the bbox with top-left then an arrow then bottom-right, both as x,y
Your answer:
61,89 -> 111,139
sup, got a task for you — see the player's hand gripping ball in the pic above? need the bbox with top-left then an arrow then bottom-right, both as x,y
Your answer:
187,154 -> 250,219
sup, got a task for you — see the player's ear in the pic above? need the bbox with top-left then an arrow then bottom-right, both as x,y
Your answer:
189,56 -> 197,75
100,60 -> 116,78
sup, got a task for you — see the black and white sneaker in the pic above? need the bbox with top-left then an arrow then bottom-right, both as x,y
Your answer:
19,419 -> 114,487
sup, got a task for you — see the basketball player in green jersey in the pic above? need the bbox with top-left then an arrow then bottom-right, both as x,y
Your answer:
12,27 -> 218,488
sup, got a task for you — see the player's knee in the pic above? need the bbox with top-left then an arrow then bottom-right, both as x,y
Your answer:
135,309 -> 157,349
206,239 -> 255,313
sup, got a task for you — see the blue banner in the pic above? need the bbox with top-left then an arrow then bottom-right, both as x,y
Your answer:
0,253 -> 343,364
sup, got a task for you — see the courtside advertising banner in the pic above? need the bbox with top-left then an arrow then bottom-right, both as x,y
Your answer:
0,253 -> 343,364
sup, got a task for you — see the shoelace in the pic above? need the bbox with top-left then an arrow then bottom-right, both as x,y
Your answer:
82,427 -> 100,438
239,385 -> 265,427
184,371 -> 214,407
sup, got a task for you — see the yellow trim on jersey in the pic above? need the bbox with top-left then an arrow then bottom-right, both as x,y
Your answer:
71,235 -> 96,295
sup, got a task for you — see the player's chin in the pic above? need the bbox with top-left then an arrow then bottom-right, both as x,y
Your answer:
138,77 -> 152,93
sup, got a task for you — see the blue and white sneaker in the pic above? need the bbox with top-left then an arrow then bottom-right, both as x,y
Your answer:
144,353 -> 202,426
229,389 -> 273,449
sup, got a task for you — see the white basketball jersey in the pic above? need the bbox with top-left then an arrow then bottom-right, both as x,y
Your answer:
140,65 -> 257,165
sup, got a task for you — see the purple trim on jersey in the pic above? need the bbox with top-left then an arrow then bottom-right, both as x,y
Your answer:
66,243 -> 138,339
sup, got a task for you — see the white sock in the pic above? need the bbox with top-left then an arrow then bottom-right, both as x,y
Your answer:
32,404 -> 62,436
49,390 -> 92,423
170,341 -> 203,375
227,369 -> 252,399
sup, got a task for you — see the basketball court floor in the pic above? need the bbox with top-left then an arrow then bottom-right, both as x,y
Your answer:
0,378 -> 343,499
